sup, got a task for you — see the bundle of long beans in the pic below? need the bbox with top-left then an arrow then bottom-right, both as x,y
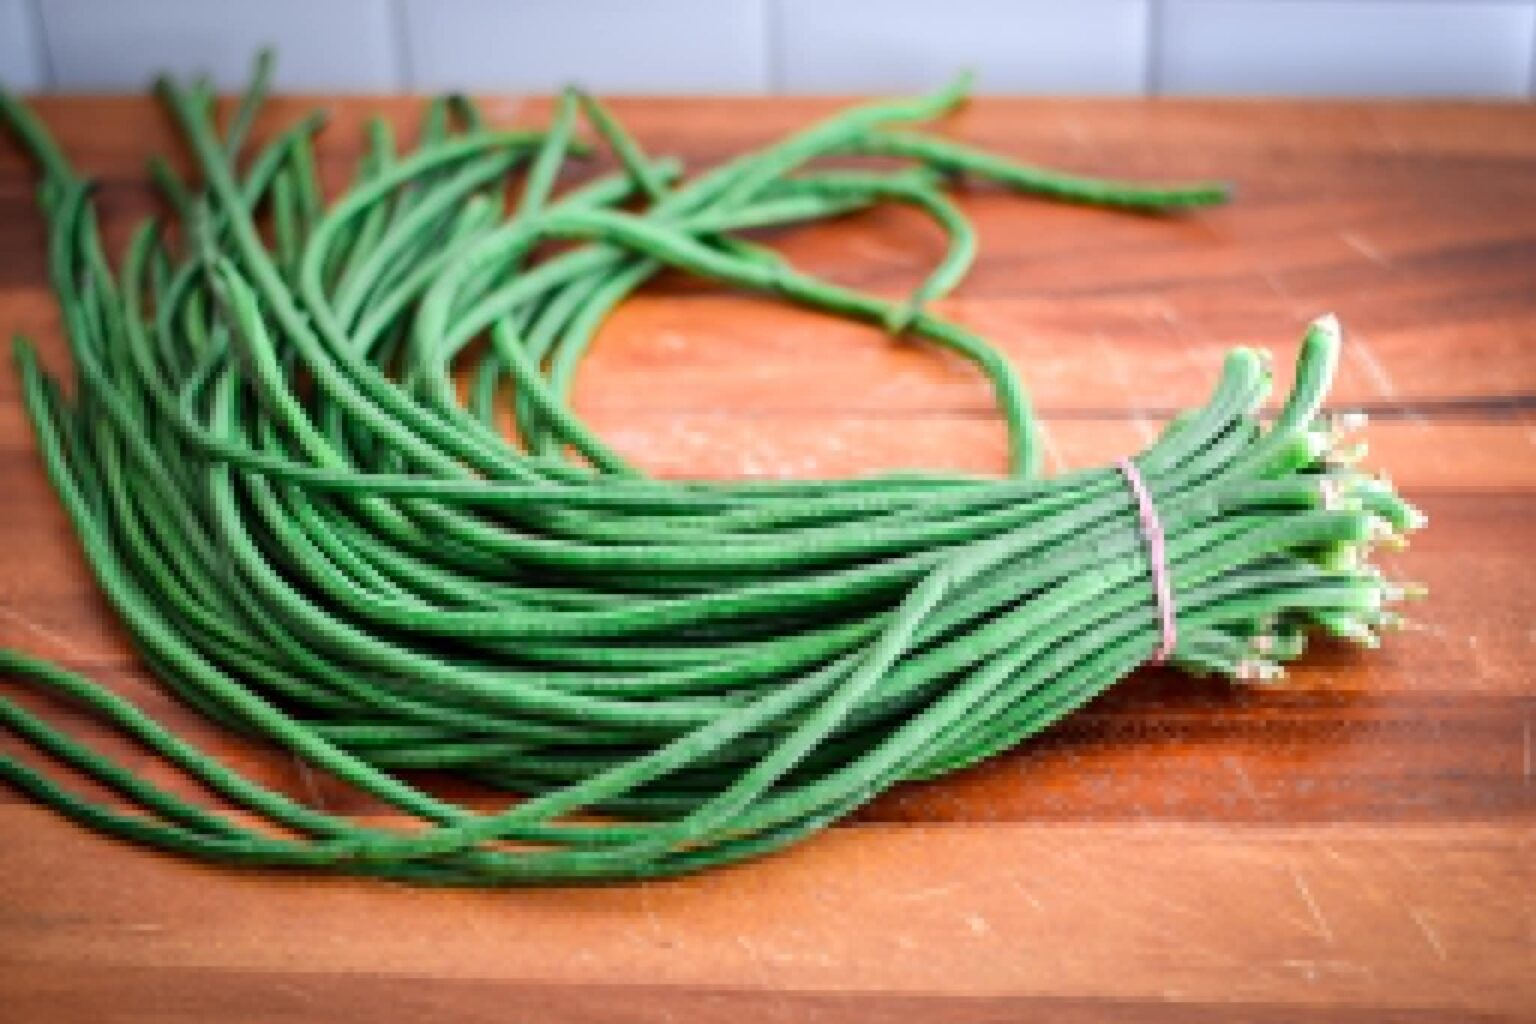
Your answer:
0,55 -> 1424,884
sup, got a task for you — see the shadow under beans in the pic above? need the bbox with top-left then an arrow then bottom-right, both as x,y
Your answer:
855,640 -> 1519,827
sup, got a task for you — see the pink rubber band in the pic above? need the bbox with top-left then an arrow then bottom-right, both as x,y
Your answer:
1116,457 -> 1177,664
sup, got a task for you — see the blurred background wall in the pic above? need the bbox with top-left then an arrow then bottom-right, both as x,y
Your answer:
2,0 -> 1533,97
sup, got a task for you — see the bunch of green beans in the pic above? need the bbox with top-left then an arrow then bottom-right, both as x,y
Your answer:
0,54 -> 1424,884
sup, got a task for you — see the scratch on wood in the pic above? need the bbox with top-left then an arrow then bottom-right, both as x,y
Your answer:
477,96 -> 525,122
1282,958 -> 1376,983
1008,876 -> 1046,912
1369,112 -> 1408,154
1462,633 -> 1494,680
639,881 -> 665,946
846,234 -> 918,266
1043,843 -> 1291,986
271,980 -> 316,1004
1338,230 -> 1393,268
1345,334 -> 1398,397
1290,867 -> 1337,945
735,935 -> 795,1023
1095,332 -> 1155,446
1316,842 -> 1391,909
0,603 -> 89,659
1226,756 -> 1263,810
1176,334 -> 1209,374
1260,270 -> 1302,314
1523,718 -> 1531,783
1037,422 -> 1066,474
1057,114 -> 1090,146
1345,333 -> 1427,426
1145,300 -> 1216,377
1408,906 -> 1449,961
896,883 -> 960,902
292,754 -> 329,812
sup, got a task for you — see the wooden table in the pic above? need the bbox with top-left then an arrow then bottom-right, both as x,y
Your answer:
1,95 -> 1533,1023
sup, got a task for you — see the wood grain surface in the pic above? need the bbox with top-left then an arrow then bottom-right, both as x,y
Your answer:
1,94 -> 1533,1023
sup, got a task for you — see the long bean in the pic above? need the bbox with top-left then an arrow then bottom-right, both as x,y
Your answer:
0,55 -> 1423,884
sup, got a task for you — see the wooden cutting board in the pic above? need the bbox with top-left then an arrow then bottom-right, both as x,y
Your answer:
1,94 -> 1532,1023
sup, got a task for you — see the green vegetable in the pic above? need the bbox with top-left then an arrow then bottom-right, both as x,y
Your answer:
0,54 -> 1422,885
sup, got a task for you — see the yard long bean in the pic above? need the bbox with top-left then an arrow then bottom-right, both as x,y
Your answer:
0,55 -> 1423,884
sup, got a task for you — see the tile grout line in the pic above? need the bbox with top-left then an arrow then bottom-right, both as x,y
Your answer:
24,0 -> 55,91
390,0 -> 414,92
1145,0 -> 1165,97
764,0 -> 784,96
1529,0 -> 1536,98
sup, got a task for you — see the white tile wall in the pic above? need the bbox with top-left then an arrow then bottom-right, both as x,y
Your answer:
37,0 -> 398,92
0,0 -> 45,89
776,0 -> 1149,94
401,0 -> 770,93
1160,0 -> 1536,98
1,0 -> 1534,97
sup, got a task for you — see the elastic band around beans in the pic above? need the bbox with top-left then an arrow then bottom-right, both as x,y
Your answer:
1115,457 -> 1177,664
